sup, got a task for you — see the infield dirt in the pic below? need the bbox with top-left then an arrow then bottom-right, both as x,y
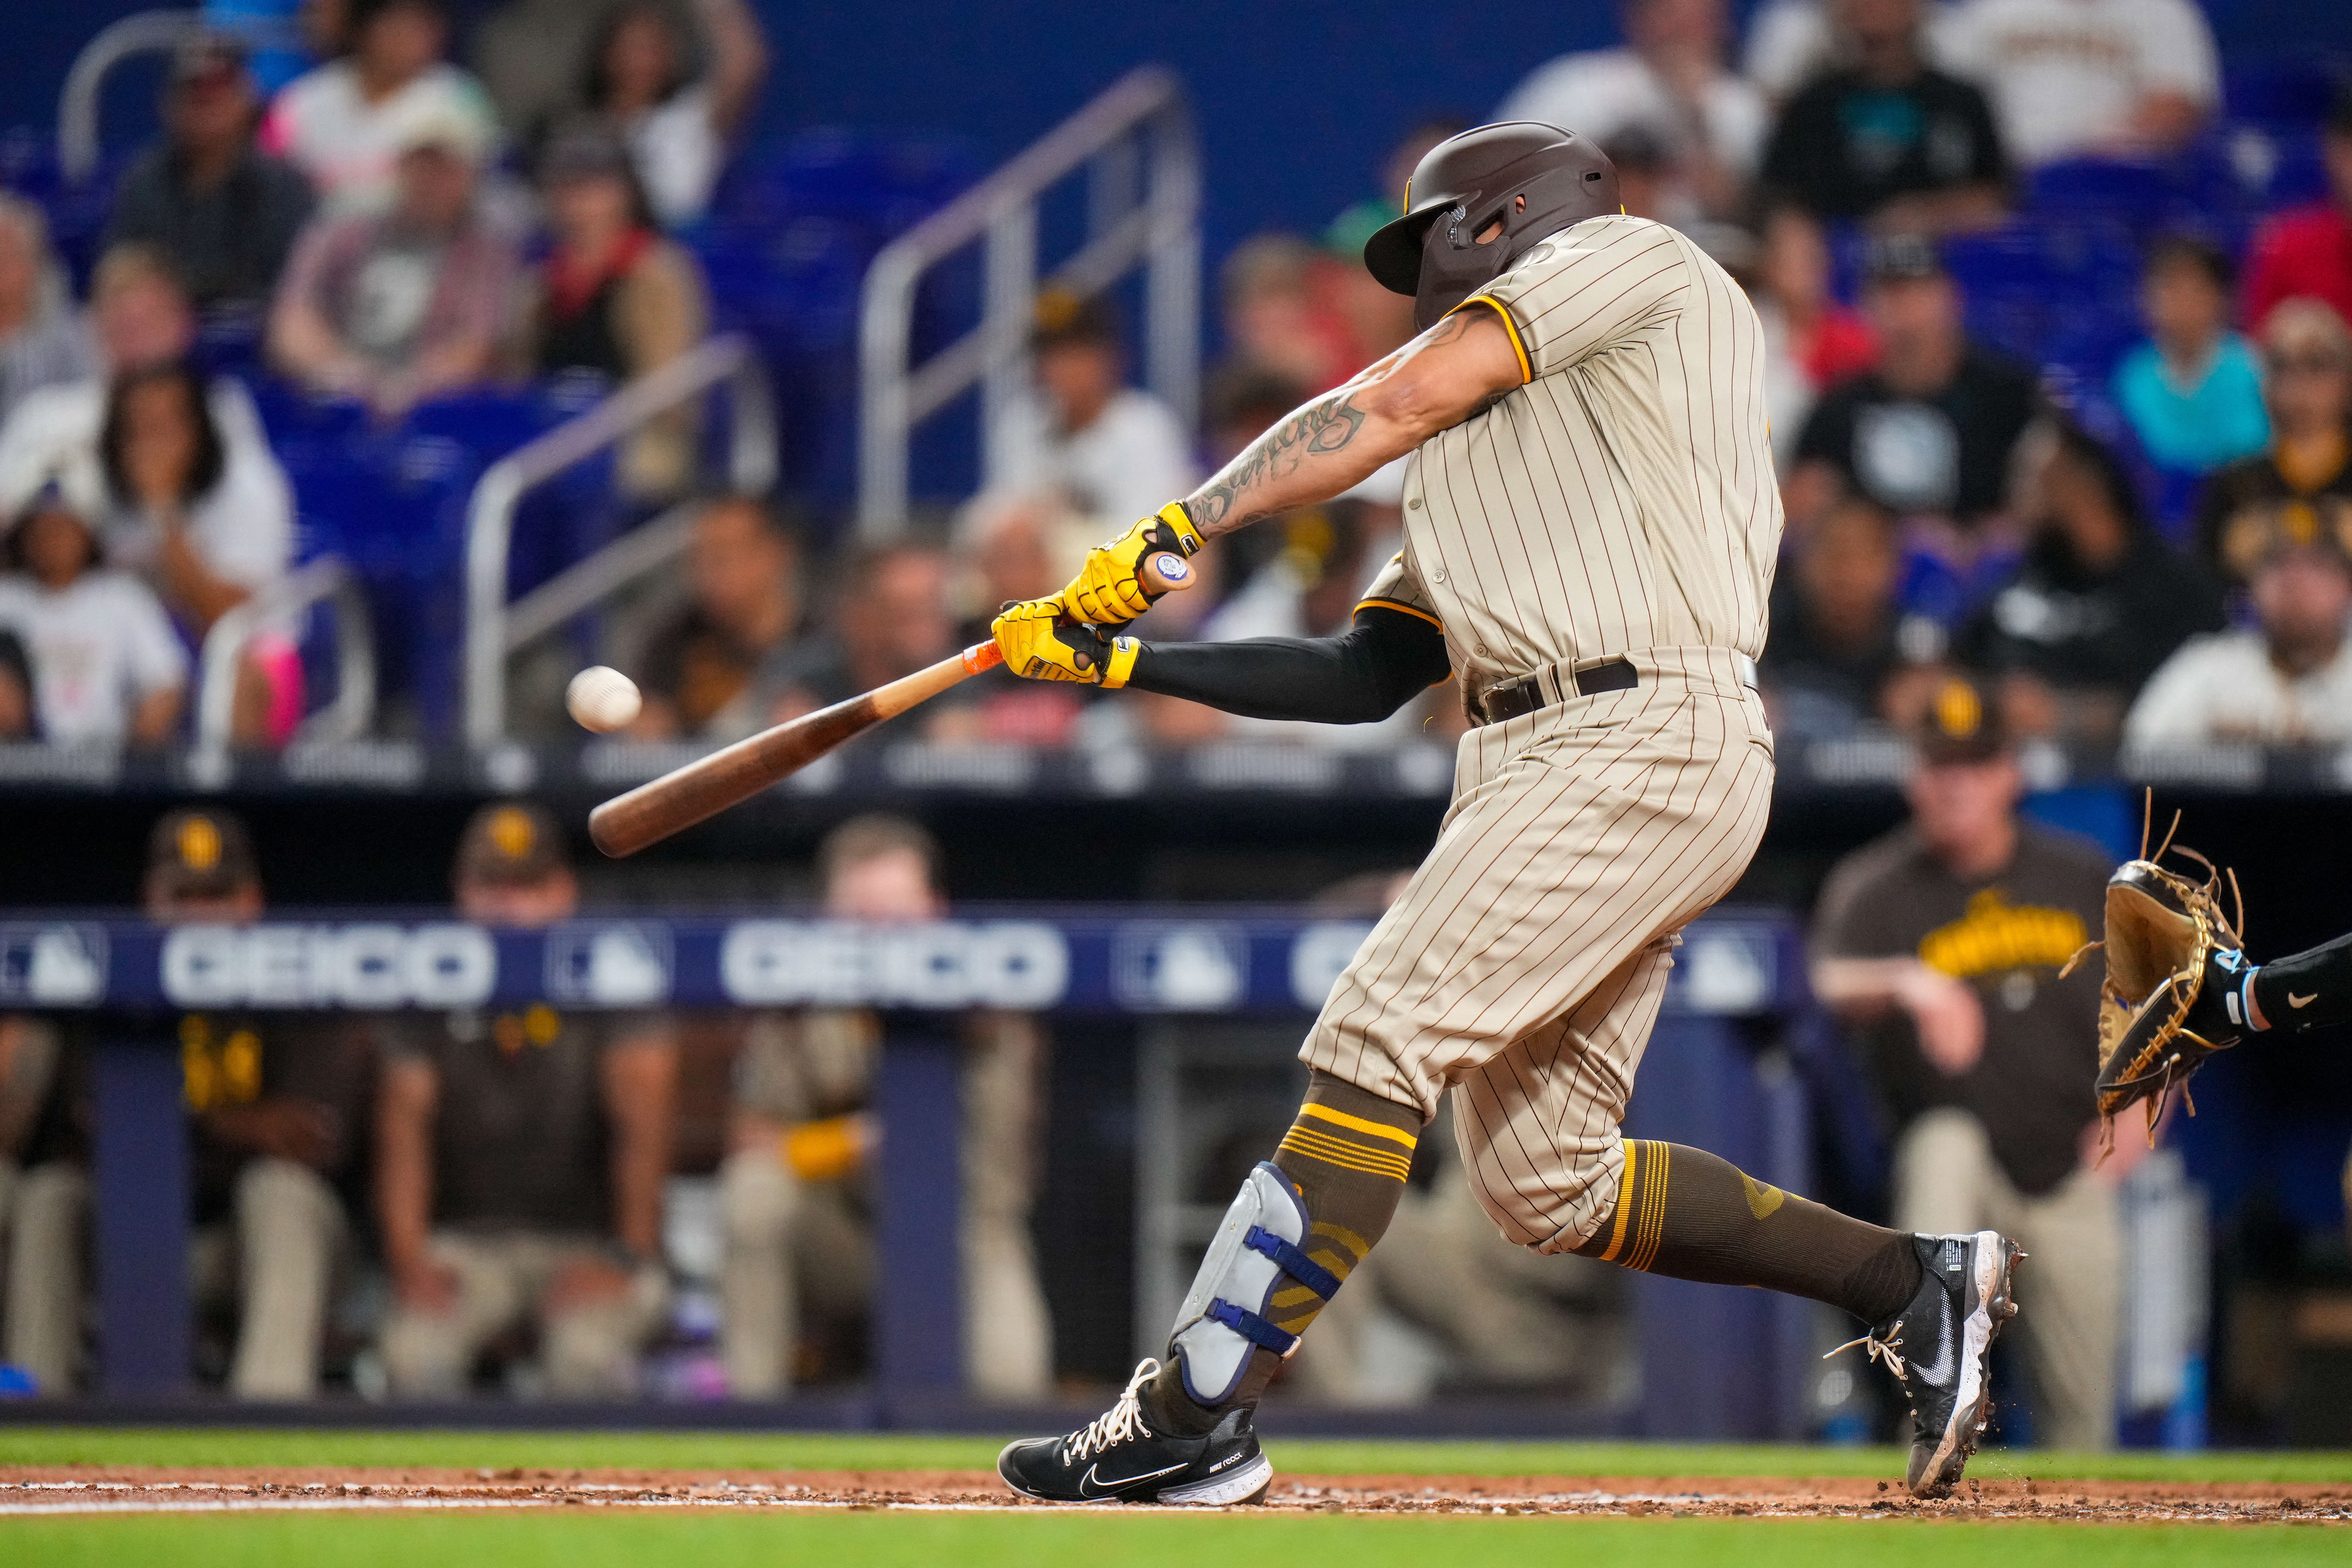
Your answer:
3,1465 -> 2346,1524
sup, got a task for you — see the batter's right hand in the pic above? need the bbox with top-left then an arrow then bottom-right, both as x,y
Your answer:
993,598 -> 1138,686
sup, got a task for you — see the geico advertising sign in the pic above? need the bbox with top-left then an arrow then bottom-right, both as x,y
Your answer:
720,920 -> 1067,1008
162,924 -> 500,1008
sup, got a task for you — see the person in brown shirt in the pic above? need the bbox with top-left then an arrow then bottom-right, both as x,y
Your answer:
374,801 -> 676,1397
2195,299 -> 2352,591
1811,676 -> 2128,1450
720,814 -> 1051,1399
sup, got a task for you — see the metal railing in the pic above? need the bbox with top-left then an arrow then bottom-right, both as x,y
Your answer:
191,556 -> 375,771
857,66 -> 1199,538
61,10 -> 301,182
463,334 -> 775,747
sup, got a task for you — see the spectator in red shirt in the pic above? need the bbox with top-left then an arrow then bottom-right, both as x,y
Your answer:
2242,89 -> 2352,334
1755,203 -> 1878,468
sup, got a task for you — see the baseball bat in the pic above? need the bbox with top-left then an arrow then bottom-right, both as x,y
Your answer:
588,550 -> 1193,858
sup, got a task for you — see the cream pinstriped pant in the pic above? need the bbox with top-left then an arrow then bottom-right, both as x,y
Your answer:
1301,646 -> 1775,1254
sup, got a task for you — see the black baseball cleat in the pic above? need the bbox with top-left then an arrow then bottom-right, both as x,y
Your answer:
1830,1230 -> 2022,1499
998,1358 -> 1274,1505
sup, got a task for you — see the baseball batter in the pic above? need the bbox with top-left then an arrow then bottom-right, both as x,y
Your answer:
991,124 -> 2020,1505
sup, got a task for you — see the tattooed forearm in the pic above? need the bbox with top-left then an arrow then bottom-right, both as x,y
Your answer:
1189,391 -> 1368,533
1182,304 -> 1515,535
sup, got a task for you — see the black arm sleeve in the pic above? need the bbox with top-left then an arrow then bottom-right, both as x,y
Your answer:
1123,605 -> 1452,725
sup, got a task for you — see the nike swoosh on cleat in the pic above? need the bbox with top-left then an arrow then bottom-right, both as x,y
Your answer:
2291,992 -> 2318,1008
1913,1317 -> 1957,1387
1081,1461 -> 1186,1497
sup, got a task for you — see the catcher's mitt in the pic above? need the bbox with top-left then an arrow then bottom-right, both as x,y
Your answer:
2062,800 -> 2246,1145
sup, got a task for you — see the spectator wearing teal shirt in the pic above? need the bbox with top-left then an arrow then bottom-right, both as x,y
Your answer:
2112,235 -> 2269,476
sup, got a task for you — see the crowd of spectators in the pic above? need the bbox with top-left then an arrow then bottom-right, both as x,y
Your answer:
0,0 -> 767,748
0,0 -> 2344,760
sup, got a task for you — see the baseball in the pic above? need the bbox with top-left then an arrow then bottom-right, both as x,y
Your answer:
567,666 -> 642,733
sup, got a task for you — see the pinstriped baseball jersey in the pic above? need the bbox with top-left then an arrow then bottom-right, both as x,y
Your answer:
1391,213 -> 1780,685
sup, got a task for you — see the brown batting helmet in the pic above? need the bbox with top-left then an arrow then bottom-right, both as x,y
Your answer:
1364,122 -> 1620,332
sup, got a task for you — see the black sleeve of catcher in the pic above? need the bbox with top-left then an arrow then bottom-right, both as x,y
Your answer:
1125,605 -> 1451,724
2253,930 -> 2352,1032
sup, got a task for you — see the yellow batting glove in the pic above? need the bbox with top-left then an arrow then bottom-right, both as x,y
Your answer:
1058,501 -> 1204,627
994,598 -> 1110,683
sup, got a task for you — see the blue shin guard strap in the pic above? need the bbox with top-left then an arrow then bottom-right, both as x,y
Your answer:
1206,1298 -> 1298,1357
1244,1225 -> 1342,1301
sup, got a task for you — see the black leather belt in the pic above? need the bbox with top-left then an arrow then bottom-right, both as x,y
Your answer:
1477,658 -> 1638,724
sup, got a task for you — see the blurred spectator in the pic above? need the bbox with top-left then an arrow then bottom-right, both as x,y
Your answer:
1217,236 -> 1357,395
721,814 -> 1051,1399
1758,0 -> 2007,233
632,495 -> 802,740
1956,419 -> 2226,744
105,39 -> 318,321
2126,535 -> 2352,747
98,362 -> 293,630
100,362 -> 301,746
261,0 -> 500,216
1938,0 -> 2217,169
201,0 -> 323,94
518,123 -> 707,497
1496,0 -> 1766,222
580,0 -> 769,229
143,809 -> 374,1399
0,483 -> 187,748
0,245 -> 285,513
1811,674 -> 2119,1453
1599,127 -> 1676,223
375,802 -> 675,1398
2196,300 -> 2352,590
268,115 -> 522,421
2241,90 -> 2352,337
0,199 -> 100,428
0,631 -> 33,740
1754,204 -> 1878,469
2112,236 -> 2269,480
0,1007 -> 80,1392
1789,235 -> 2039,531
986,290 -> 1196,530
768,542 -> 964,726
948,490 -> 1098,746
1759,494 -> 1916,734
1322,120 -> 1465,366
1742,0 -> 1852,105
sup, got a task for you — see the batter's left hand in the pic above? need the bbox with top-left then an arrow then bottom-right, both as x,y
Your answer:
1058,502 -> 1203,626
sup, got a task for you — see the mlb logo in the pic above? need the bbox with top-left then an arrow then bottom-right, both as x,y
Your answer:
544,923 -> 674,1006
1113,924 -> 1247,1012
0,925 -> 107,1006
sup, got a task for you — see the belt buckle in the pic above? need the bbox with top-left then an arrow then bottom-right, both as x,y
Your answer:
1481,673 -> 1538,724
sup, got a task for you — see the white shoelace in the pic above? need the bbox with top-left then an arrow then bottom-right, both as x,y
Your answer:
1824,1321 -> 1907,1382
1067,1358 -> 1160,1462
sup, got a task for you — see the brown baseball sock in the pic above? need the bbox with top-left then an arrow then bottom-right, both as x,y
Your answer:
1142,1070 -> 1420,1436
1575,1140 -> 1923,1325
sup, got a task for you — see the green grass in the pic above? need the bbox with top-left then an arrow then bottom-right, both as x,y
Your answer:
2,1428 -> 2349,1484
8,1511 -> 2352,1568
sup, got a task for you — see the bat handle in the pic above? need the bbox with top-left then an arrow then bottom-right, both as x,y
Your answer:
1139,550 -> 1194,595
963,640 -> 1006,674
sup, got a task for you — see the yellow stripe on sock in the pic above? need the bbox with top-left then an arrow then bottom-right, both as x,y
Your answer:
1597,1139 -> 1639,1263
1280,1124 -> 1413,1169
1630,1142 -> 1671,1273
1297,1102 -> 1420,1149
1277,1126 -> 1413,1181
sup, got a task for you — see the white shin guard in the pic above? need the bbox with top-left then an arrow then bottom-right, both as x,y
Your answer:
1168,1161 -> 1342,1406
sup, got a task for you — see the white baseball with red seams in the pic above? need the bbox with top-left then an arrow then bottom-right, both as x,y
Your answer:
566,666 -> 643,732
